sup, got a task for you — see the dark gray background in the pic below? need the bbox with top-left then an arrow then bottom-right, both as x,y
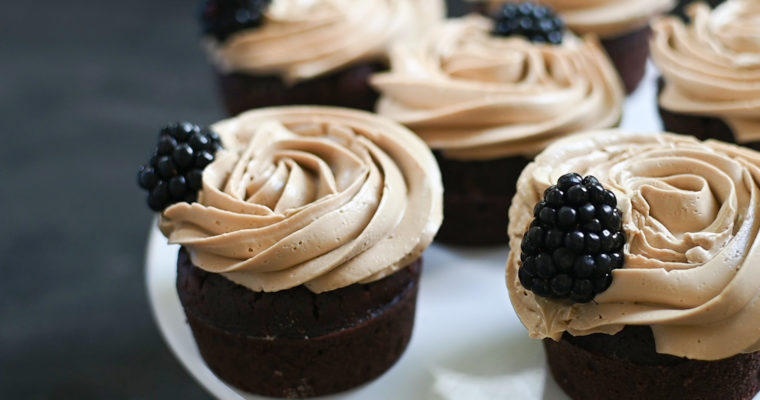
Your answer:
1,1 -> 469,398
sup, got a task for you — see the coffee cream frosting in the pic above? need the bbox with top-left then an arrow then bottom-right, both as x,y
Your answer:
507,130 -> 760,360
473,0 -> 675,38
158,107 -> 443,294
651,0 -> 760,144
206,0 -> 445,83
371,15 -> 623,160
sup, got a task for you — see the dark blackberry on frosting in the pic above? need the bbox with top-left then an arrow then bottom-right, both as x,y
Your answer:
518,173 -> 625,303
137,122 -> 222,211
491,2 -> 565,44
200,0 -> 272,42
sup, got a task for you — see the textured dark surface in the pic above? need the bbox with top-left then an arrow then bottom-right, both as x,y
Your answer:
434,151 -> 531,246
1,1 -> 221,398
1,1 -> 468,398
179,249 -> 421,398
544,326 -> 760,400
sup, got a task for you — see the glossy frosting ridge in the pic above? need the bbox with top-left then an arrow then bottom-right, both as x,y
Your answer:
473,0 -> 675,37
371,15 -> 623,160
507,130 -> 760,360
159,107 -> 443,293
206,0 -> 445,83
652,0 -> 760,144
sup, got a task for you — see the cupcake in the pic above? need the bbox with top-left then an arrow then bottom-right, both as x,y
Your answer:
507,129 -> 760,400
137,107 -> 443,397
371,12 -> 623,246
469,0 -> 677,93
651,0 -> 760,150
200,0 -> 445,116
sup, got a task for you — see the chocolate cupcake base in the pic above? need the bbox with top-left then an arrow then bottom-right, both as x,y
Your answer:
215,62 -> 385,116
176,248 -> 421,398
544,326 -> 760,400
600,26 -> 651,94
657,77 -> 760,151
434,152 -> 531,246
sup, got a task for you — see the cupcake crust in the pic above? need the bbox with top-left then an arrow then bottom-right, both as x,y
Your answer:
544,326 -> 760,400
177,248 -> 421,397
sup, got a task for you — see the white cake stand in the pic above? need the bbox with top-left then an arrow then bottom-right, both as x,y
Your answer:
146,64 -> 737,400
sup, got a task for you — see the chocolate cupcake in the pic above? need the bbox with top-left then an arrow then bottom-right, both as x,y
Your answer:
371,13 -> 623,246
139,107 -> 443,397
507,130 -> 760,400
651,0 -> 760,150
469,0 -> 677,93
200,0 -> 445,116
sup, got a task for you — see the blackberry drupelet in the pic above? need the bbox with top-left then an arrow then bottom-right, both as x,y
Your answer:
138,122 -> 223,211
518,173 -> 626,303
492,2 -> 565,45
200,0 -> 272,42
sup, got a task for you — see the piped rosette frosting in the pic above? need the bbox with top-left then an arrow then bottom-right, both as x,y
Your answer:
206,0 -> 445,83
651,0 -> 760,144
508,130 -> 760,360
371,15 -> 623,160
159,107 -> 443,294
472,0 -> 675,38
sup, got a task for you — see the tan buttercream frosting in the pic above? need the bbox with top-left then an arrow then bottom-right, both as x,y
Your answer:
371,15 -> 623,160
471,0 -> 675,38
507,129 -> 760,360
206,0 -> 445,83
158,106 -> 443,294
651,0 -> 760,144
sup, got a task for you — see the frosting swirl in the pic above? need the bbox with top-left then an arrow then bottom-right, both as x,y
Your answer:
371,16 -> 623,160
651,0 -> 760,144
507,130 -> 760,360
206,0 -> 445,83
473,0 -> 675,37
159,107 -> 443,293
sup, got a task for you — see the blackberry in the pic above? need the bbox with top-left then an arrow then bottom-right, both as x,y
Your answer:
200,0 -> 271,42
492,2 -> 565,45
137,122 -> 223,212
518,173 -> 626,303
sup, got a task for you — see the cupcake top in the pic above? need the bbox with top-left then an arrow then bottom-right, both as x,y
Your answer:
651,0 -> 760,144
507,129 -> 760,361
158,106 -> 443,293
371,15 -> 623,160
473,0 -> 676,38
205,0 -> 445,83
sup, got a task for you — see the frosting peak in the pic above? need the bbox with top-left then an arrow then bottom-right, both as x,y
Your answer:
159,107 -> 443,294
371,16 -> 623,160
206,0 -> 445,83
507,130 -> 760,360
651,0 -> 760,144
